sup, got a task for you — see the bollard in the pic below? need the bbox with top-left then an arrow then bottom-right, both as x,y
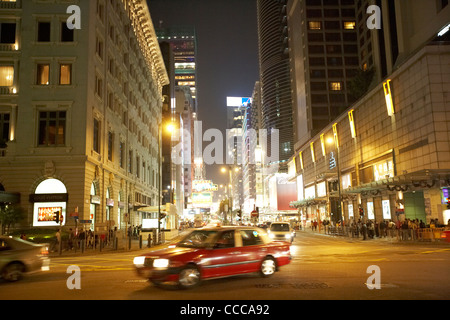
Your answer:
100,238 -> 103,252
114,237 -> 118,250
128,235 -> 131,250
81,239 -> 85,253
139,235 -> 142,249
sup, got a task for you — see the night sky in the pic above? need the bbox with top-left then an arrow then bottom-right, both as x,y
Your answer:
148,0 -> 260,185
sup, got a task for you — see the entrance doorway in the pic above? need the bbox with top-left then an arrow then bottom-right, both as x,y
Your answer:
403,191 -> 426,222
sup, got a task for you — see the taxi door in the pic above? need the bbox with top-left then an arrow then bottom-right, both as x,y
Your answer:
200,230 -> 242,278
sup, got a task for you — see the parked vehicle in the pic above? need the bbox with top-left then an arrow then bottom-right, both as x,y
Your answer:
133,226 -> 291,289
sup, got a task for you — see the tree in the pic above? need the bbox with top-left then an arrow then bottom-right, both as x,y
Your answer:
0,205 -> 26,235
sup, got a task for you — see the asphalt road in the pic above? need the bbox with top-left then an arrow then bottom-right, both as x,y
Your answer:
1,231 -> 449,302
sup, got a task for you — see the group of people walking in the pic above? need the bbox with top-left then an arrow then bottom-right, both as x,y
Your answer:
309,217 -> 448,241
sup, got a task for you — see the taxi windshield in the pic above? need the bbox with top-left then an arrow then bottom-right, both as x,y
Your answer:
177,230 -> 218,248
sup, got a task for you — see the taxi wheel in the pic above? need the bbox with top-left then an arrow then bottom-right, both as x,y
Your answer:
178,265 -> 201,289
260,257 -> 276,277
2,262 -> 25,282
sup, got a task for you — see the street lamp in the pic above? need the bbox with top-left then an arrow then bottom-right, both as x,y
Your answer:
327,136 -> 342,223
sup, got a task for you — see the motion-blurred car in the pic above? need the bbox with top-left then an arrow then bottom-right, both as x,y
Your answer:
268,222 -> 295,243
0,236 -> 50,282
133,226 -> 291,289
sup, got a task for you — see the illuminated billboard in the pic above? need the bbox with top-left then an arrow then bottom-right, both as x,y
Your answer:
227,97 -> 252,107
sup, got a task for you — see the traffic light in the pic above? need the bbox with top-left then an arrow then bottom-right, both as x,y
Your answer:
359,207 -> 364,217
54,211 -> 60,223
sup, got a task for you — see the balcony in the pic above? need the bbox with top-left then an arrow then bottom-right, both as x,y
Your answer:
0,0 -> 21,9
0,87 -> 17,95
0,43 -> 19,52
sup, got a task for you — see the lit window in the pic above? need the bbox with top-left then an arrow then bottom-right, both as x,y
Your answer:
330,82 -> 342,91
37,64 -> 50,85
343,21 -> 356,30
308,21 -> 322,30
0,66 -> 14,86
59,64 -> 72,85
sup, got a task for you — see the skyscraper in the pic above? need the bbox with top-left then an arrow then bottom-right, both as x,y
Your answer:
155,25 -> 199,112
287,0 -> 360,148
257,0 -> 294,170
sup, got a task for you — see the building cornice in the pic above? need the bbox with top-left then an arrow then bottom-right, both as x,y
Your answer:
127,0 -> 170,94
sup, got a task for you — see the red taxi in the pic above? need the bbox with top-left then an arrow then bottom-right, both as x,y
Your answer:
133,226 -> 291,289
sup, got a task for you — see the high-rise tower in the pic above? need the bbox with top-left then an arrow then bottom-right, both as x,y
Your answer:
257,0 -> 294,170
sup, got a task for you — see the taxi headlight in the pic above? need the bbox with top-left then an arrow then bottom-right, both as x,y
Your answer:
269,233 -> 275,239
153,259 -> 170,269
285,234 -> 291,239
133,256 -> 146,266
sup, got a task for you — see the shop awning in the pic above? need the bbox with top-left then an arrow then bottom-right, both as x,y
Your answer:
344,169 -> 450,194
0,192 -> 20,204
137,203 -> 178,216
290,198 -> 328,208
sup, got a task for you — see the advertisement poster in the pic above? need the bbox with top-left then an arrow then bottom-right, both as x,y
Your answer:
367,202 -> 375,219
382,200 -> 391,220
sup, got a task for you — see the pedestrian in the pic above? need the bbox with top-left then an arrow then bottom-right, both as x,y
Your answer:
379,220 -> 386,238
79,228 -> 86,250
361,222 -> 367,240
68,228 -> 74,250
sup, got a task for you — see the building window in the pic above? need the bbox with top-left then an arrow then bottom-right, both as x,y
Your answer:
330,82 -> 342,91
0,66 -> 14,86
128,150 -> 133,174
36,64 -> 50,85
107,131 -> 114,161
0,23 -> 16,44
119,141 -> 125,168
59,64 -> 72,85
61,22 -> 74,42
438,0 -> 449,11
0,113 -> 10,146
37,22 -> 51,42
136,155 -> 140,178
38,111 -> 66,146
93,118 -> 100,153
308,21 -> 322,30
95,37 -> 103,60
95,75 -> 103,98
343,21 -> 356,30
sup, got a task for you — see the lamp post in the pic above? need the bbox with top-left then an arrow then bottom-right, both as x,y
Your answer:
327,137 -> 342,223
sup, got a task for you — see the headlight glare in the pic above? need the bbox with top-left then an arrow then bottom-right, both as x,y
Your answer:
153,259 -> 170,268
133,256 -> 146,266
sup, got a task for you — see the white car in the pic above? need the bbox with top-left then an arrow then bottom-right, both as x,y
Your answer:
0,236 -> 50,282
268,222 -> 295,243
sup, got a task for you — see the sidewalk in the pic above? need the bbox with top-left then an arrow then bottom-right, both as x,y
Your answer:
299,227 -> 450,246
49,238 -> 164,258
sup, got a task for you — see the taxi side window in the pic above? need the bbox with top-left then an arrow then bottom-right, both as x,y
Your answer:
214,230 -> 235,249
240,230 -> 264,246
0,240 -> 11,252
